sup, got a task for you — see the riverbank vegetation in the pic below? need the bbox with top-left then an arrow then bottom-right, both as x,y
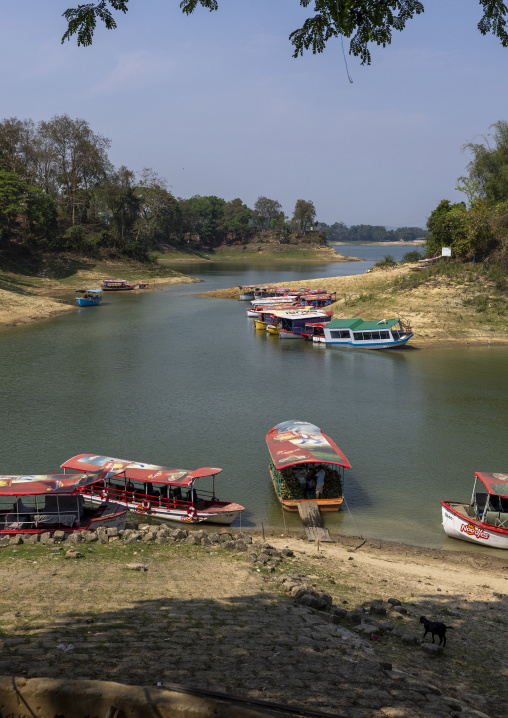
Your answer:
319,222 -> 428,243
0,115 -> 331,270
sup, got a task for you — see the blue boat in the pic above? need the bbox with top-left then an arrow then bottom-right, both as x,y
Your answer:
323,317 -> 413,349
74,289 -> 103,307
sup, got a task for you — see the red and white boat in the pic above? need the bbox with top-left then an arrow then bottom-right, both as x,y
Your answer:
0,471 -> 126,535
101,279 -> 147,291
61,455 -> 245,525
441,472 -> 508,549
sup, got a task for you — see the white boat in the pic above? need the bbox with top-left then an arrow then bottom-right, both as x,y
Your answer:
323,317 -> 413,349
250,297 -> 297,306
238,285 -> 257,300
61,455 -> 245,525
441,472 -> 508,549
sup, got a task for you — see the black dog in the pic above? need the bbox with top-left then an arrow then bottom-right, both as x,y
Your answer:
420,616 -> 453,647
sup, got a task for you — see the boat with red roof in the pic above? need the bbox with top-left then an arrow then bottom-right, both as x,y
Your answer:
266,421 -> 351,513
61,455 -> 245,525
441,472 -> 508,549
0,471 -> 126,535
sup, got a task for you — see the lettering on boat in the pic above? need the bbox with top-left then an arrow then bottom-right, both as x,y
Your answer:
460,522 -> 490,540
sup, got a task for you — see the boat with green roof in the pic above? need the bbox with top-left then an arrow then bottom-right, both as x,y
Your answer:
323,317 -> 413,349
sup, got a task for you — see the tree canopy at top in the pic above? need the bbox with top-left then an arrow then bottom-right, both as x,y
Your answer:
61,1 -> 508,65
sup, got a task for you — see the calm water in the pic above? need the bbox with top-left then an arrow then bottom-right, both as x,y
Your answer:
1,245 -> 507,552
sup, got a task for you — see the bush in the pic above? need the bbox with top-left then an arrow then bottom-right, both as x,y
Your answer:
374,255 -> 397,268
401,250 -> 423,263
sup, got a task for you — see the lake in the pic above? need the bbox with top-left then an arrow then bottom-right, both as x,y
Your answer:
1,244 -> 507,553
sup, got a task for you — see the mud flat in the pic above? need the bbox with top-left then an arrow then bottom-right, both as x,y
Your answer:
0,526 -> 505,717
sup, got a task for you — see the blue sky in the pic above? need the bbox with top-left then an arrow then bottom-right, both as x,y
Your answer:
2,1 -> 508,227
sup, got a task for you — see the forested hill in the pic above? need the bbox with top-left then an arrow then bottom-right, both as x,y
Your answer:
317,222 -> 427,243
0,115 -> 327,264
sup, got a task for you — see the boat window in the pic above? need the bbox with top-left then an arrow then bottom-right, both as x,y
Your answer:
363,332 -> 372,340
330,330 -> 350,339
380,331 -> 390,339
371,332 -> 380,340
353,332 -> 365,341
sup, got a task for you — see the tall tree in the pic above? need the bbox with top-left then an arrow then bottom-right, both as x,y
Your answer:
292,199 -> 316,233
61,1 -> 508,65
221,198 -> 252,243
461,120 -> 508,205
253,196 -> 283,230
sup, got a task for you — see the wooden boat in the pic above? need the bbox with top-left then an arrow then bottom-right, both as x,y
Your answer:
101,279 -> 147,291
299,293 -> 336,307
238,285 -> 257,300
266,421 -> 351,512
323,317 -> 413,349
304,322 -> 327,343
61,454 -> 245,525
74,289 -> 102,307
0,471 -> 126,535
270,309 -> 333,339
441,472 -> 508,549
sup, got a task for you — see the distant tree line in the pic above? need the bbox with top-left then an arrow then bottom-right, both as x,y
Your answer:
426,120 -> 508,267
0,115 -> 320,261
317,222 -> 427,243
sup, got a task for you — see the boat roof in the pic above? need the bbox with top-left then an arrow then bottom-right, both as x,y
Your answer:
103,279 -> 126,282
325,318 -> 399,331
269,309 -> 331,319
0,471 -> 106,496
75,289 -> 102,294
475,472 -> 508,497
266,421 -> 351,470
61,454 -> 222,486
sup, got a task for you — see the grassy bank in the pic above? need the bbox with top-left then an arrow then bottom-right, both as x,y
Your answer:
0,254 -> 199,331
200,261 -> 508,346
0,529 -> 506,716
156,243 -> 358,263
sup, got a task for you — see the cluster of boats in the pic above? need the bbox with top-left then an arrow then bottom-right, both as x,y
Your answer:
74,279 -> 148,307
240,285 -> 413,349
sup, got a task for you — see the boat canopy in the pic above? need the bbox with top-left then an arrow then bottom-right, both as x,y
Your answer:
475,472 -> 508,498
266,421 -> 351,470
75,289 -> 102,294
0,471 -> 106,496
61,454 -> 222,486
269,309 -> 331,320
325,318 -> 399,331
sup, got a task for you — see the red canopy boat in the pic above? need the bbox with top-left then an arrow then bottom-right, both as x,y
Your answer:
61,454 -> 245,525
0,471 -> 126,535
266,421 -> 351,512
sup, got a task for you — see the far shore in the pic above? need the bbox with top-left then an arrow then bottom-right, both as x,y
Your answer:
198,263 -> 508,347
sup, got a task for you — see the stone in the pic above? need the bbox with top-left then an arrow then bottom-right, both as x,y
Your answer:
138,524 -> 151,533
370,603 -> 387,616
391,606 -> 408,614
53,531 -> 66,542
387,598 -> 401,606
22,535 -> 39,544
142,532 -> 157,543
299,593 -> 321,609
106,527 -> 118,537
9,535 -> 22,546
172,529 -> 188,540
347,611 -> 363,625
234,540 -> 248,551
155,536 -> 168,545
200,537 -> 211,546
400,633 -> 420,645
40,532 -> 52,543
67,532 -> 82,544
318,592 -> 333,608
281,548 -> 294,557
331,608 -> 348,622
64,550 -> 84,559
0,537 -> 11,548
83,531 -> 97,542
221,540 -> 236,549
126,563 -> 148,571
186,535 -> 201,545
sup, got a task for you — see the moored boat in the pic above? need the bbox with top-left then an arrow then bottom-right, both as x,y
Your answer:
74,289 -> 102,307
441,472 -> 508,549
239,285 -> 257,301
101,279 -> 146,291
266,421 -> 351,512
323,317 -> 413,349
61,454 -> 245,525
270,309 -> 333,339
0,471 -> 126,535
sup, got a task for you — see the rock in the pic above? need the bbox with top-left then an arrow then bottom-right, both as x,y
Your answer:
9,535 -> 23,546
355,623 -> 380,636
318,592 -> 333,608
258,541 -> 274,550
387,598 -> 401,606
106,527 -> 118,537
40,532 -> 52,543
142,532 -> 157,543
400,633 -> 420,645
299,593 -> 321,609
64,550 -> 84,559
155,536 -> 168,544
53,531 -> 66,542
172,529 -> 188,540
22,535 -> 39,544
186,535 -> 201,545
193,530 -> 208,540
421,642 -> 444,655
83,531 -> 97,542
246,553 -> 257,564
234,540 -> 248,551
200,537 -> 211,546
331,608 -> 348,622
126,563 -> 148,572
138,524 -> 151,533
281,548 -> 294,557
221,540 -> 236,549
347,611 -> 363,625
0,537 -> 11,547
391,605 -> 408,614
207,533 -> 221,543
44,537 -> 56,545
370,603 -> 387,616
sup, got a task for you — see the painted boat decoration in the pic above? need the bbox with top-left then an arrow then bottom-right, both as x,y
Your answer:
266,421 -> 351,513
61,454 -> 245,525
101,279 -> 147,291
441,472 -> 508,549
0,471 -> 126,535
74,289 -> 102,307
323,317 -> 413,349
270,309 -> 333,339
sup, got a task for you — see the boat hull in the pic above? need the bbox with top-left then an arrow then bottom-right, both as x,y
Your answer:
86,492 -> 244,526
441,502 -> 508,549
278,330 -> 302,339
254,320 -> 267,330
325,334 -> 413,350
266,325 -> 279,335
75,298 -> 101,307
0,505 -> 127,536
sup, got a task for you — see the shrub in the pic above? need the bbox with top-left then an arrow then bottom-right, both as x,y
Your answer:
401,250 -> 423,263
374,255 -> 397,268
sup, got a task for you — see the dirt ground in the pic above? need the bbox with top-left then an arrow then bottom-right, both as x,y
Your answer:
200,264 -> 508,347
1,530 -> 506,718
